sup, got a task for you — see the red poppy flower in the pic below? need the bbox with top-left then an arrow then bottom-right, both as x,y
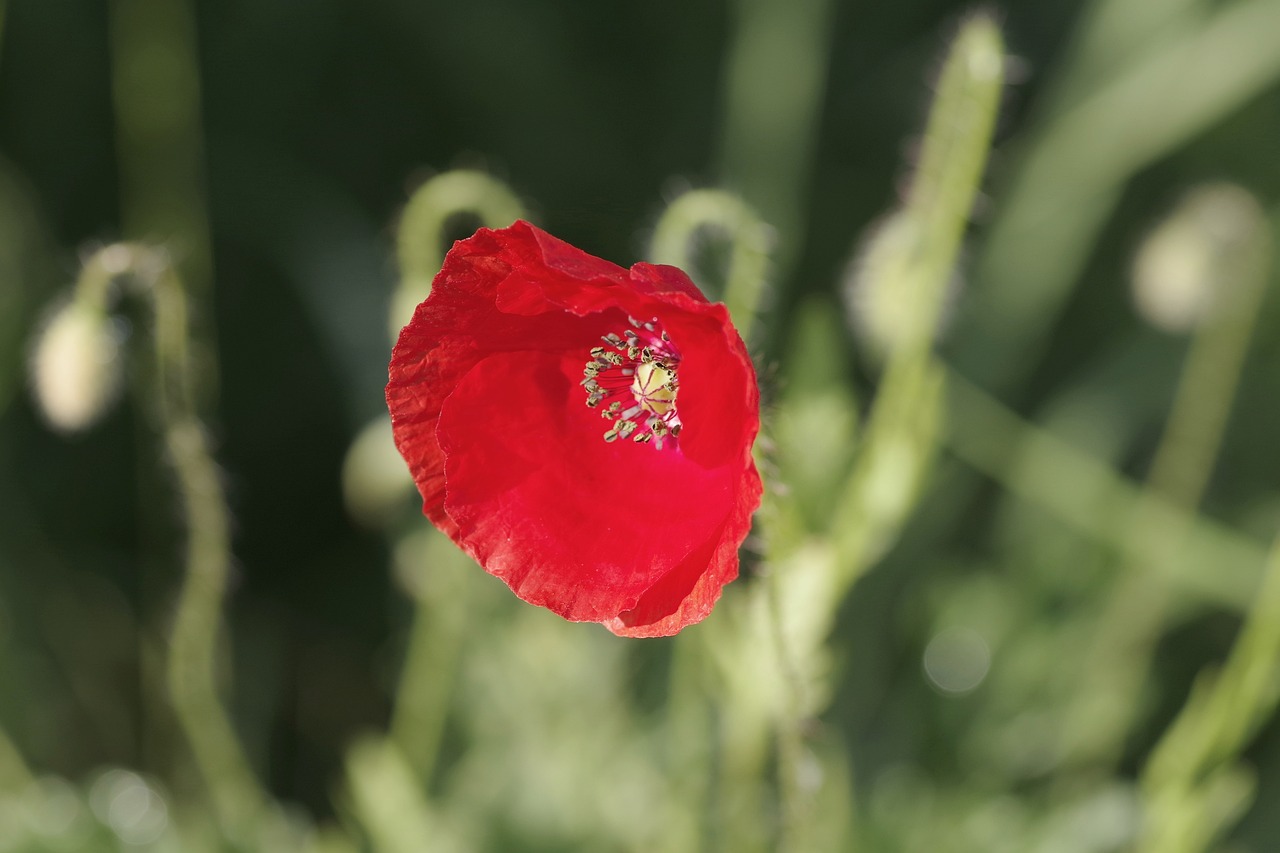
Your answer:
386,221 -> 761,637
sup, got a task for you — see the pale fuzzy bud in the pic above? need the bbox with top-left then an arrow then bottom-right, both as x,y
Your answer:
842,210 -> 962,361
1132,183 -> 1264,333
342,417 -> 416,528
30,300 -> 123,432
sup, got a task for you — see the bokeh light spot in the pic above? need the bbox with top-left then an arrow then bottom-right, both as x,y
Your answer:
922,627 -> 991,696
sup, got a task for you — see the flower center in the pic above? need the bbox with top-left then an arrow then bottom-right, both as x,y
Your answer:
581,317 -> 682,450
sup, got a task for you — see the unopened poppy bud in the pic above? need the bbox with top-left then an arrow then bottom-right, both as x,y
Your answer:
342,417 -> 415,528
30,300 -> 123,432
1132,183 -> 1264,333
842,211 -> 961,360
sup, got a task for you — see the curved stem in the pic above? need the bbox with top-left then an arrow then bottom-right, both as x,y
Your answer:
1057,200 -> 1273,771
956,0 -> 1280,391
649,189 -> 772,342
648,190 -> 774,850
391,170 -> 525,339
73,245 -> 265,834
766,563 -> 811,853
384,170 -> 523,785
164,415 -> 263,831
943,368 -> 1267,610
1138,535 -> 1280,853
386,532 -> 469,786
345,737 -> 438,853
832,14 -> 1004,578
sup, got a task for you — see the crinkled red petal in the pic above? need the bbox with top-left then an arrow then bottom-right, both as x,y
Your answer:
387,220 -> 762,635
438,350 -> 738,622
387,223 -> 619,530
605,461 -> 762,638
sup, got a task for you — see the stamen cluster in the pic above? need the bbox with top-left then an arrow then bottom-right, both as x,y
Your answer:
581,317 -> 682,450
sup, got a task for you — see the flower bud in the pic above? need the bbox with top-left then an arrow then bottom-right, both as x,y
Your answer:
342,417 -> 415,528
1132,183 -> 1264,333
842,210 -> 962,361
29,300 -> 123,432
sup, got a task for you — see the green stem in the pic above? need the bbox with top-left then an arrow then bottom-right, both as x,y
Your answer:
943,368 -> 1267,610
663,633 -> 714,853
74,245 -> 265,834
648,189 -> 772,341
386,533 -> 469,785
108,0 -> 223,796
956,0 -> 1280,391
1056,197 -> 1271,772
732,20 -> 1003,851
1137,536 -> 1280,853
832,14 -> 1003,577
766,563 -> 811,853
383,170 -> 523,784
345,737 -> 438,853
647,192 -> 772,851
164,416 -> 264,831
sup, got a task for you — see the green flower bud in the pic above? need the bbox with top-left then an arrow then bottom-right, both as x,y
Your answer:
30,300 -> 123,432
1132,183 -> 1264,333
342,417 -> 415,528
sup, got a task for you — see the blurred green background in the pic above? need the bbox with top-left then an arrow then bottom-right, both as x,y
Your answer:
3,0 -> 1280,850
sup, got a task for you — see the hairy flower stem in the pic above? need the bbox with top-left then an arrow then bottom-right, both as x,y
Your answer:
956,0 -> 1280,392
663,633 -> 715,853
766,564 -> 810,853
164,417 -> 264,832
649,190 -> 772,343
387,533 -> 470,785
832,14 -> 1003,579
756,20 -> 1001,847
650,195 -> 780,850
74,245 -> 265,833
345,737 -> 437,853
382,172 -> 525,786
1057,202 -> 1272,772
1137,535 -> 1280,853
690,18 -> 1002,849
108,0 -> 225,787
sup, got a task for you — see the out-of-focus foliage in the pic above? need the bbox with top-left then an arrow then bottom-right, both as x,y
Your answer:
3,0 -> 1280,851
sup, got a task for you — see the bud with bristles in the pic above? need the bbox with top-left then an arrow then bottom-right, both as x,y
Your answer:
30,299 -> 123,432
1132,183 -> 1265,333
842,210 -> 963,361
342,416 -> 415,528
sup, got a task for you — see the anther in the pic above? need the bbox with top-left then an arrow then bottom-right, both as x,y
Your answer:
583,317 -> 683,450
